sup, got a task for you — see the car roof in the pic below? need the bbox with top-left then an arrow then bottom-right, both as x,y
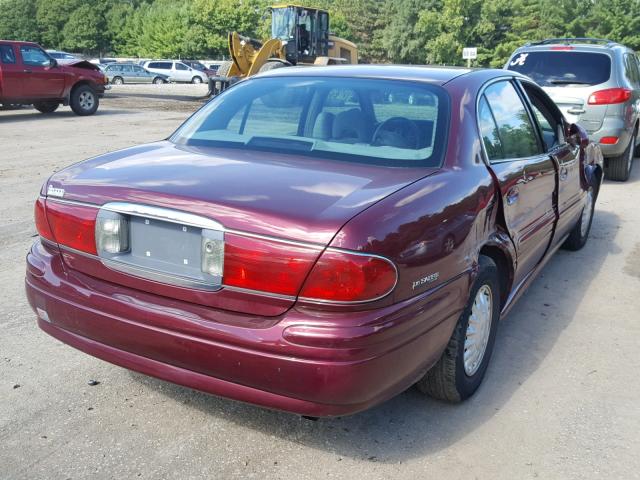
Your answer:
513,38 -> 632,54
257,64 -> 475,85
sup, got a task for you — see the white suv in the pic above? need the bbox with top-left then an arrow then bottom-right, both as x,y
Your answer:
143,60 -> 208,84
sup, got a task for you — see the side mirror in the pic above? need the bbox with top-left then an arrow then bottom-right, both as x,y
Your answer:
566,122 -> 588,148
49,58 -> 58,68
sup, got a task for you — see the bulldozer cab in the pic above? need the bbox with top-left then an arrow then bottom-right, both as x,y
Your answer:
270,5 -> 329,65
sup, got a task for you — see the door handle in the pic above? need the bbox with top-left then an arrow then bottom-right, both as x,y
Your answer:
567,107 -> 585,115
23,69 -> 32,74
506,186 -> 519,205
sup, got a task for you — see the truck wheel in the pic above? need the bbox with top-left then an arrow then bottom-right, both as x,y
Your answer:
112,76 -> 124,85
562,186 -> 595,251
70,85 -> 99,116
417,255 -> 500,402
216,61 -> 233,78
605,132 -> 635,181
33,102 -> 59,114
258,60 -> 289,73
152,77 -> 165,85
191,76 -> 203,84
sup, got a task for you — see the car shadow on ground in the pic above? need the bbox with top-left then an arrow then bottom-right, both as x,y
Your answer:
131,207 -> 621,463
0,109 -> 135,123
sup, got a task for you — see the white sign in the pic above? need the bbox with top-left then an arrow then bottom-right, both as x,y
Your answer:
462,47 -> 478,60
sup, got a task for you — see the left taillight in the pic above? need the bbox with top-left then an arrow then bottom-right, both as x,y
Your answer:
44,200 -> 98,255
34,198 -> 55,243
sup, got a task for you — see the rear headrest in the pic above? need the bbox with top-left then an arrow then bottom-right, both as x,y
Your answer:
332,109 -> 370,142
312,112 -> 334,140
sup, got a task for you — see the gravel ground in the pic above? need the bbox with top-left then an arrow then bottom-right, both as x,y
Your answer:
1,85 -> 640,479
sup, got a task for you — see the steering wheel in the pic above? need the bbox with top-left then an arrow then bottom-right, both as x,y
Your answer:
372,117 -> 420,149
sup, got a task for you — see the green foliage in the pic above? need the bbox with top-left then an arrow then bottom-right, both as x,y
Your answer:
0,0 -> 638,64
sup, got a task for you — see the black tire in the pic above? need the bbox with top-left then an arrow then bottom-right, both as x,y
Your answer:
605,132 -> 635,181
258,60 -> 289,73
112,76 -> 124,85
152,77 -> 165,85
417,256 -> 500,402
33,102 -> 59,114
562,186 -> 595,251
191,76 -> 203,84
69,84 -> 99,116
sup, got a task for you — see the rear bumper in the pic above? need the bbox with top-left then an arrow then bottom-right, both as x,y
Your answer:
25,241 -> 465,416
589,116 -> 633,158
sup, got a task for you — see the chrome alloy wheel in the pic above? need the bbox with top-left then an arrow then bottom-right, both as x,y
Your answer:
580,188 -> 594,238
464,284 -> 493,376
78,91 -> 95,110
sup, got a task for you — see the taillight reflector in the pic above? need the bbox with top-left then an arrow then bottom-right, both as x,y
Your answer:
223,234 -> 320,296
46,201 -> 98,255
588,88 -> 632,105
34,198 -> 55,242
299,249 -> 397,302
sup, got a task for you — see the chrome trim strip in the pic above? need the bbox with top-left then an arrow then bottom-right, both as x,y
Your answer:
102,202 -> 225,231
222,285 -> 296,301
224,228 -> 325,249
43,196 -> 99,208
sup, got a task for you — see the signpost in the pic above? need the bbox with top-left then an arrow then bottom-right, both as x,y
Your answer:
462,47 -> 477,67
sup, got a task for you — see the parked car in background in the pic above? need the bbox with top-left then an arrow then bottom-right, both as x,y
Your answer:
27,65 -> 603,416
182,59 -> 217,78
104,63 -> 168,85
1,40 -> 108,115
89,58 -> 117,69
506,38 -> 640,181
45,50 -> 77,61
143,60 -> 208,84
206,62 -> 224,75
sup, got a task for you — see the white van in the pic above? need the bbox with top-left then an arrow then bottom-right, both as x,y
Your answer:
143,60 -> 208,84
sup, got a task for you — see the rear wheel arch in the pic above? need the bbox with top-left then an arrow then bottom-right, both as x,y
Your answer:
478,243 -> 513,310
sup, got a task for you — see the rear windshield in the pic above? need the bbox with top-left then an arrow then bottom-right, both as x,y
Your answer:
507,51 -> 612,87
170,76 -> 449,167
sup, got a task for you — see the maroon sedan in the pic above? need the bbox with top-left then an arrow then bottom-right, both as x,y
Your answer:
26,66 -> 603,416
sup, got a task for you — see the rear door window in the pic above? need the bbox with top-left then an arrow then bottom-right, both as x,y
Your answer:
482,81 -> 541,160
0,45 -> 16,64
507,51 -> 612,87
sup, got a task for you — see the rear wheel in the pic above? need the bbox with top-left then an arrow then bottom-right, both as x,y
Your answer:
258,60 -> 289,73
112,76 -> 124,85
33,102 -> 59,114
562,186 -> 595,251
417,255 -> 500,402
70,85 -> 99,116
605,132 -> 635,181
152,77 -> 165,85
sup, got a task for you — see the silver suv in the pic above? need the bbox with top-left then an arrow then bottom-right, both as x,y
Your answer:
506,38 -> 640,181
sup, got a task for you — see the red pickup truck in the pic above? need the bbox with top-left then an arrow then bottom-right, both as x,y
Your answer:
0,40 -> 108,115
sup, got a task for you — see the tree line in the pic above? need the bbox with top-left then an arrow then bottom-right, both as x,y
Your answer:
0,0 -> 638,66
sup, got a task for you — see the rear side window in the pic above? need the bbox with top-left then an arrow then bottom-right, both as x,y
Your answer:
20,46 -> 51,67
481,81 -> 540,160
0,45 -> 16,64
507,51 -> 611,87
624,54 -> 640,87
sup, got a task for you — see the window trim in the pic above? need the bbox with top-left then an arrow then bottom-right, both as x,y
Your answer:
476,76 -> 547,165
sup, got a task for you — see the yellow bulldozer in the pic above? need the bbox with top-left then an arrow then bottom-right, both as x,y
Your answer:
210,4 -> 358,94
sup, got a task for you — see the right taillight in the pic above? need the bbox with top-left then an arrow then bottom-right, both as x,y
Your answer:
299,249 -> 397,303
588,88 -> 632,105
